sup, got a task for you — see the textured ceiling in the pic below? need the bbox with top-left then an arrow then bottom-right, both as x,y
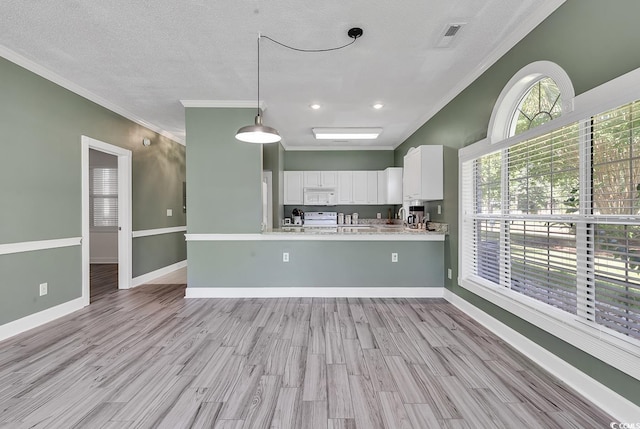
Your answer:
0,0 -> 564,149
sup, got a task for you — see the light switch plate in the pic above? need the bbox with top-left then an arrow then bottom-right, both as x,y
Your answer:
391,253 -> 398,262
167,209 -> 173,217
39,282 -> 48,296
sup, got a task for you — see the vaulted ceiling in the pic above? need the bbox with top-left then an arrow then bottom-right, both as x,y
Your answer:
0,0 -> 565,149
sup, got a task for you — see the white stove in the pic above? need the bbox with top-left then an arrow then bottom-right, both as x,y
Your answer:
303,211 -> 337,227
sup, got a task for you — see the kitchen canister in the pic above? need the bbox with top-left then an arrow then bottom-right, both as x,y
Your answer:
352,213 -> 359,224
345,214 -> 352,225
338,213 -> 344,225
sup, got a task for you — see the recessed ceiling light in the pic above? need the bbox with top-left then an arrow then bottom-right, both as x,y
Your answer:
312,127 -> 382,140
310,104 -> 321,110
373,103 -> 384,109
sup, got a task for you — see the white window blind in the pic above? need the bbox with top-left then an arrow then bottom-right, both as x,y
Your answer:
509,220 -> 577,314
462,100 -> 640,343
91,167 -> 118,228
593,224 -> 640,339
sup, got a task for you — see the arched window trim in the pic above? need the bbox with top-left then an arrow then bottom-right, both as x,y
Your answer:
488,61 -> 575,144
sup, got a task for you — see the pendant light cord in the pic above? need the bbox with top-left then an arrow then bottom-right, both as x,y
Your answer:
255,28 -> 362,117
260,34 -> 358,53
257,34 -> 261,116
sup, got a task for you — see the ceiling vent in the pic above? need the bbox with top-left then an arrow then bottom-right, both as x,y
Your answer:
436,23 -> 466,48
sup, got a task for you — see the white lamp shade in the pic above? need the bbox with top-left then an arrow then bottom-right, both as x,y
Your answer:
236,115 -> 281,144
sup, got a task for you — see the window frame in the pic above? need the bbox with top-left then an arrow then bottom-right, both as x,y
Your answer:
459,63 -> 640,382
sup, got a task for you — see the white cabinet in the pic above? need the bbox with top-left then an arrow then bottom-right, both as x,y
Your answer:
367,171 -> 378,204
337,171 -> 353,204
378,167 -> 403,204
287,169 -> 398,205
303,171 -> 337,188
352,171 -> 368,204
284,171 -> 303,205
338,171 -> 378,204
403,145 -> 443,201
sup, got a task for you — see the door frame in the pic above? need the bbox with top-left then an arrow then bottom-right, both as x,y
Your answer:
262,170 -> 273,230
81,135 -> 132,305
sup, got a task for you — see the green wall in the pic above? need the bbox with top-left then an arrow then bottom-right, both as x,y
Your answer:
0,247 -> 81,325
132,232 -> 187,277
393,0 -> 640,405
285,150 -> 394,171
185,107 -> 263,234
0,57 -> 186,326
189,241 -> 443,288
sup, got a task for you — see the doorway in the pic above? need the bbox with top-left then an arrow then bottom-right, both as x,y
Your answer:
88,149 -> 118,299
81,136 -> 132,306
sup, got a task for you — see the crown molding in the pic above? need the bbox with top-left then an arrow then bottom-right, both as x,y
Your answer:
393,0 -> 566,149
0,44 -> 184,146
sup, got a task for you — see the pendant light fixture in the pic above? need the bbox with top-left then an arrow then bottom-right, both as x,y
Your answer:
235,28 -> 363,144
235,34 -> 281,144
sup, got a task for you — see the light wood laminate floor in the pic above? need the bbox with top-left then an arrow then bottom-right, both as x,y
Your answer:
0,265 -> 613,428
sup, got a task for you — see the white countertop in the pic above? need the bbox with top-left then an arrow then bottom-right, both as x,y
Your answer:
186,225 -> 446,242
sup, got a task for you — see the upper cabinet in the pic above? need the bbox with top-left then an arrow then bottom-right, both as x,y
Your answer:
284,171 -> 303,205
303,171 -> 337,188
340,171 -> 378,205
378,167 -> 403,204
403,145 -> 443,201
284,168 -> 402,205
337,171 -> 353,204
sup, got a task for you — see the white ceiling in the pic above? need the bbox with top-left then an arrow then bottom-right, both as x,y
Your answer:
0,0 -> 564,149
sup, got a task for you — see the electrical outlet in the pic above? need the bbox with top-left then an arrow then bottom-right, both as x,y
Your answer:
377,213 -> 381,219
283,252 -> 289,262
391,253 -> 398,262
167,209 -> 173,217
437,205 -> 442,215
448,268 -> 452,279
39,282 -> 48,296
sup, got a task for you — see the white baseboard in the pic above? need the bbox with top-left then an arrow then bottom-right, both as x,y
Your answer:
131,260 -> 187,288
185,286 -> 444,299
443,289 -> 640,422
0,297 -> 85,343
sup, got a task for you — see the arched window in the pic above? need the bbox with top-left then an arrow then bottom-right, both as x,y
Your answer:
510,77 -> 562,136
488,61 -> 574,143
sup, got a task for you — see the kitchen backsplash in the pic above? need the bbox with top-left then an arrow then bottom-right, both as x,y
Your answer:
284,205 -> 397,219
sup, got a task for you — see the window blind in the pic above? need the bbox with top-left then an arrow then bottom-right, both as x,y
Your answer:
91,167 -> 118,228
462,100 -> 640,344
509,220 -> 577,314
593,223 -> 640,340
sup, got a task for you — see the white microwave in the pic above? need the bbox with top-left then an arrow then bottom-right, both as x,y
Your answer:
303,188 -> 337,206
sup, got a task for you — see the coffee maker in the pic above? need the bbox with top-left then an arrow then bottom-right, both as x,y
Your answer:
407,205 -> 424,226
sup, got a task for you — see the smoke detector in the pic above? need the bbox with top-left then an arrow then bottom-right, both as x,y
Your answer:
435,23 -> 466,48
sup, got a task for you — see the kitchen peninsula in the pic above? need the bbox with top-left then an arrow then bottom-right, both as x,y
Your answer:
185,107 -> 446,299
185,225 -> 446,297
